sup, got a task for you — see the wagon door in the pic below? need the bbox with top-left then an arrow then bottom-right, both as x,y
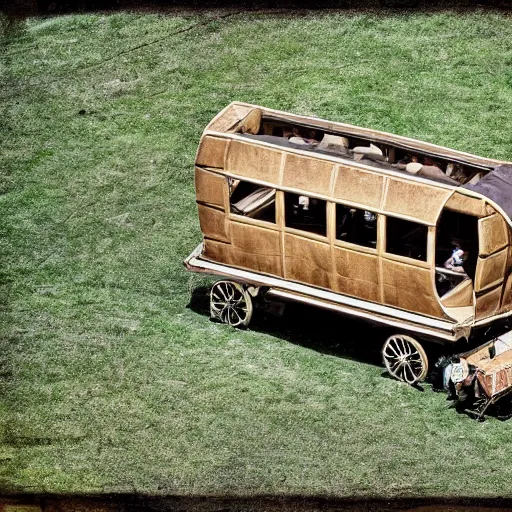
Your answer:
474,209 -> 509,320
434,209 -> 478,324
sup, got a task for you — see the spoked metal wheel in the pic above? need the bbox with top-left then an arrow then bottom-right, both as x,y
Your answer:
210,280 -> 253,327
382,334 -> 428,385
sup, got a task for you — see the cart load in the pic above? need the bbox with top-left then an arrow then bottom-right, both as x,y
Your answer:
433,331 -> 512,420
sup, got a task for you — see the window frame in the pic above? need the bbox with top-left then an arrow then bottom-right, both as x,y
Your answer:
334,202 -> 379,253
227,177 -> 278,227
283,191 -> 329,239
383,214 -> 430,264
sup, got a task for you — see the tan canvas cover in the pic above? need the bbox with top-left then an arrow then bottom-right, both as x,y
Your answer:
384,179 -> 451,225
333,166 -> 384,210
226,141 -> 281,184
440,278 -> 473,308
193,105 -> 512,328
203,238 -> 229,263
198,204 -> 229,243
478,213 -> 508,257
474,210 -> 510,319
282,154 -> 333,196
203,223 -> 282,277
443,191 -> 487,217
207,104 -> 256,133
195,167 -> 225,208
284,234 -> 331,290
474,247 -> 507,293
333,246 -> 379,302
475,285 -> 502,320
231,108 -> 262,135
195,137 -> 454,320
196,136 -> 229,168
230,222 -> 282,275
381,259 -> 447,318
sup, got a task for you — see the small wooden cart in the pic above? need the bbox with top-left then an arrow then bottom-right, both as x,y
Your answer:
434,331 -> 512,420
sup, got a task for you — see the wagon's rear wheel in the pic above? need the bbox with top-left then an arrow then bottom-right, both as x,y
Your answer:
382,334 -> 428,385
210,280 -> 253,327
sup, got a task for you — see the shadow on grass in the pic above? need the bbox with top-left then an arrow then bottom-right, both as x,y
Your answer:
187,285 -> 445,371
188,285 -> 512,420
3,494 -> 512,511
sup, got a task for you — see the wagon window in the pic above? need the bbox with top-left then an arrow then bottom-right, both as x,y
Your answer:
229,178 -> 276,224
284,192 -> 327,236
436,210 -> 478,279
386,217 -> 427,261
336,204 -> 377,248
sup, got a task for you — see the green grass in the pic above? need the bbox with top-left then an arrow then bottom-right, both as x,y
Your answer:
3,9 -> 512,497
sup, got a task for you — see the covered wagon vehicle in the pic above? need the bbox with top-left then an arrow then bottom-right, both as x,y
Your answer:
184,102 -> 512,386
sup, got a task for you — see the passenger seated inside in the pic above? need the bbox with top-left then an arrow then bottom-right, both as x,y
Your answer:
351,143 -> 385,163
336,205 -> 377,248
317,134 -> 349,155
436,237 -> 471,301
444,240 -> 468,274
258,121 -> 487,186
393,155 -> 458,185
285,192 -> 327,236
288,128 -> 320,146
435,210 -> 478,300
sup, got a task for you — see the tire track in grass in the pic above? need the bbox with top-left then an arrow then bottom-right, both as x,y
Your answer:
0,11 -> 243,101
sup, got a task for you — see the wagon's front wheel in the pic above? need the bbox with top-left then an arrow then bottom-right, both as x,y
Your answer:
210,280 -> 253,327
382,334 -> 428,385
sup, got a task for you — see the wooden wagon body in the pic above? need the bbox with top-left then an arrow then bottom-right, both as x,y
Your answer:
185,102 -> 512,384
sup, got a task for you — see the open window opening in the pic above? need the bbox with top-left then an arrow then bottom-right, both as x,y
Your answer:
284,192 -> 327,236
336,204 -> 377,249
435,209 -> 478,298
229,178 -> 276,224
236,117 -> 490,186
386,217 -> 428,262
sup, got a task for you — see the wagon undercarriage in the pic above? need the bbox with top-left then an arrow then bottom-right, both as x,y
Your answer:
185,243 -> 512,418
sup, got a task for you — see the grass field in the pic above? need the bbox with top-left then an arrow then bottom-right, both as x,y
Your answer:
3,8 -> 512,498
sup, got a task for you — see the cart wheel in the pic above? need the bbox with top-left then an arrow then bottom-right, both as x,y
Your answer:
382,334 -> 428,385
210,281 -> 253,327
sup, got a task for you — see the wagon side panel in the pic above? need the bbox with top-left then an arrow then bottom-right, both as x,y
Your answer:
475,210 -> 510,320
381,259 -> 447,318
284,234 -> 332,290
333,246 -> 380,303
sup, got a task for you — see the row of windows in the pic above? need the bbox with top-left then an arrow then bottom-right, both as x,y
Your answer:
228,179 -> 427,261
